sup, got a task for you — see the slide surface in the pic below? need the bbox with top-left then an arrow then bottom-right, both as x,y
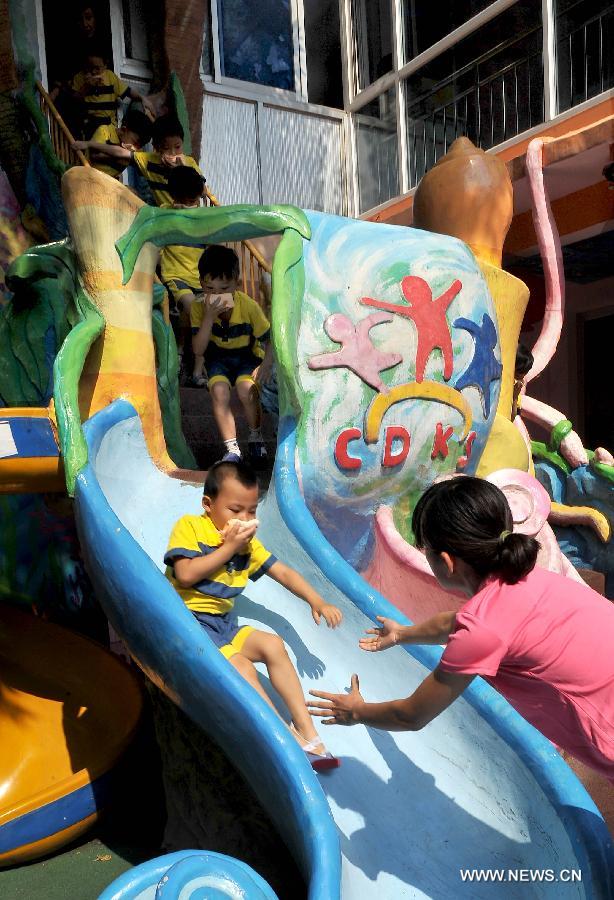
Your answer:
75,400 -> 613,899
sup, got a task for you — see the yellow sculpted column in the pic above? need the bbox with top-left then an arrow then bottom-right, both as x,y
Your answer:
413,137 -> 531,474
62,167 -> 173,470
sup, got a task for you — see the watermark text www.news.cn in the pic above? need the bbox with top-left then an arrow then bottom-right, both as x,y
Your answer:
459,869 -> 582,883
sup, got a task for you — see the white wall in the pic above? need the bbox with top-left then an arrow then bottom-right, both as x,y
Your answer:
200,92 -> 347,214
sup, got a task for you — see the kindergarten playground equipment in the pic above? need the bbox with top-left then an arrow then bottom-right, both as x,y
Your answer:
1,140 -> 614,897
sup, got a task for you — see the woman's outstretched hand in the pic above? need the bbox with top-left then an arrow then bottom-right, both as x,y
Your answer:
307,674 -> 363,725
359,616 -> 401,652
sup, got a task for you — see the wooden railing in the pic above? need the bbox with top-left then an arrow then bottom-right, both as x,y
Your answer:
204,187 -> 272,308
35,80 -> 90,168
34,82 -> 272,307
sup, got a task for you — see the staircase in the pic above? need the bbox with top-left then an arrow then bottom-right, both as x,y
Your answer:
180,383 -> 277,475
33,84 -> 277,477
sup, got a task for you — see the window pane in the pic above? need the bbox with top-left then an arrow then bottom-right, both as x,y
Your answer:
555,0 -> 614,112
122,0 -> 151,63
304,0 -> 343,107
403,1 -> 495,62
405,2 -> 543,188
351,0 -> 393,90
202,0 -> 214,77
355,89 -> 399,213
217,0 -> 295,91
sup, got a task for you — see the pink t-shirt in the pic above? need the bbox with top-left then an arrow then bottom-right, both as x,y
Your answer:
439,566 -> 614,781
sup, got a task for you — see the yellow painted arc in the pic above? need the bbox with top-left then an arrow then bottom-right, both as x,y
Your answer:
364,381 -> 473,444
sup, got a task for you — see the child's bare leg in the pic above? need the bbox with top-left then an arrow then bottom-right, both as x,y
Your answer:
230,653 -> 281,716
236,378 -> 261,431
193,354 -> 205,378
240,630 -> 322,748
210,380 -> 237,442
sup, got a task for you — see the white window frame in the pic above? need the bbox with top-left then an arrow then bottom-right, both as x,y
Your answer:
208,0 -> 309,104
32,0 -> 152,90
109,0 -> 153,85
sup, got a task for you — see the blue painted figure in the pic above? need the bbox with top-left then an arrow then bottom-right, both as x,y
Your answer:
454,314 -> 502,417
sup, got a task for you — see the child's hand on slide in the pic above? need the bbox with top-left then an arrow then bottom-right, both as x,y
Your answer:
359,616 -> 401,652
312,602 -> 343,628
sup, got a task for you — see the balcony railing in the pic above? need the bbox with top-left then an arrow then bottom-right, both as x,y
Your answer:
556,0 -> 614,112
406,29 -> 543,188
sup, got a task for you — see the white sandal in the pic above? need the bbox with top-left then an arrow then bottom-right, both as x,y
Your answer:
290,724 -> 340,771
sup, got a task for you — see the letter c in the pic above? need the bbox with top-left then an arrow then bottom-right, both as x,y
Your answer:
335,428 -> 362,470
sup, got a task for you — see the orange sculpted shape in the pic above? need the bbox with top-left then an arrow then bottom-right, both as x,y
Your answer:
413,137 -> 513,268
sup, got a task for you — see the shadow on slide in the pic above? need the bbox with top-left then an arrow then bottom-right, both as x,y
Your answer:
75,400 -> 614,899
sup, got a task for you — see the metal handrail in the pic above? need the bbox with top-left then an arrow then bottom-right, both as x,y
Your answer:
35,80 -> 90,168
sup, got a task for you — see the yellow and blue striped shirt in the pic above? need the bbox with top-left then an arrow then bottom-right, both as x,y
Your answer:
89,124 -> 128,179
159,202 -> 203,293
164,514 -> 276,614
72,69 -> 129,129
190,291 -> 270,360
131,152 -> 203,207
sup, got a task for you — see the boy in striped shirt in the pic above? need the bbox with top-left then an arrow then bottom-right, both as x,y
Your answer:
71,51 -> 154,137
191,246 -> 271,466
74,115 -> 203,207
164,460 -> 341,770
80,109 -> 152,179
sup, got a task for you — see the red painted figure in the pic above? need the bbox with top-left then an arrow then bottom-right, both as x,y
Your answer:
361,276 -> 461,383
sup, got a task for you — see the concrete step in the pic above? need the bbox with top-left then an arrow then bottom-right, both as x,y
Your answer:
180,385 -> 276,479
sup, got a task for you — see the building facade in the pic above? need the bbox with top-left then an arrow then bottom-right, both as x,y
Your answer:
8,0 -> 614,446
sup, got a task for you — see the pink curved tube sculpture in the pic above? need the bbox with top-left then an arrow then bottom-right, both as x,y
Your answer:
524,138 -> 566,385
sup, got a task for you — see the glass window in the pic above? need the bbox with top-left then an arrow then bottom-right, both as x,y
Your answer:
304,0 -> 343,108
404,1 -> 543,187
121,0 -> 151,63
202,0 -> 214,77
355,88 -> 399,212
352,0 -> 394,91
403,1 -> 495,63
217,0 -> 295,91
556,0 -> 614,112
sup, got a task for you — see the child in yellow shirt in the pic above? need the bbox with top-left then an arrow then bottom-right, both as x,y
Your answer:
165,460 -> 342,770
191,246 -> 272,466
81,109 -> 152,179
71,51 -> 154,137
74,115 -> 203,207
159,165 -> 208,387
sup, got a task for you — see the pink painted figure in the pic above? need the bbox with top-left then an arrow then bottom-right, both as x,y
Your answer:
361,276 -> 461,383
308,312 -> 402,393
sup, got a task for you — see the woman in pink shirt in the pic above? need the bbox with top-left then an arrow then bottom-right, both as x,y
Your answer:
308,476 -> 614,782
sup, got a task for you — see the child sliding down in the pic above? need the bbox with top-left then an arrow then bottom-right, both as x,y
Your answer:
165,460 -> 342,770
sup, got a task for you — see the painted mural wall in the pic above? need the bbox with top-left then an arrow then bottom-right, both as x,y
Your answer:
290,212 -> 502,566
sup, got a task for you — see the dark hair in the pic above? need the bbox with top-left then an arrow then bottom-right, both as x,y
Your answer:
121,109 -> 152,145
83,47 -> 106,67
198,245 -> 240,282
204,460 -> 258,499
167,165 -> 206,202
514,344 -> 534,378
151,115 -> 184,147
412,476 -> 539,585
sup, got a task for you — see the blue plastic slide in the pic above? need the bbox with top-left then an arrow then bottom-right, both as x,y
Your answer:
76,401 -> 613,899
